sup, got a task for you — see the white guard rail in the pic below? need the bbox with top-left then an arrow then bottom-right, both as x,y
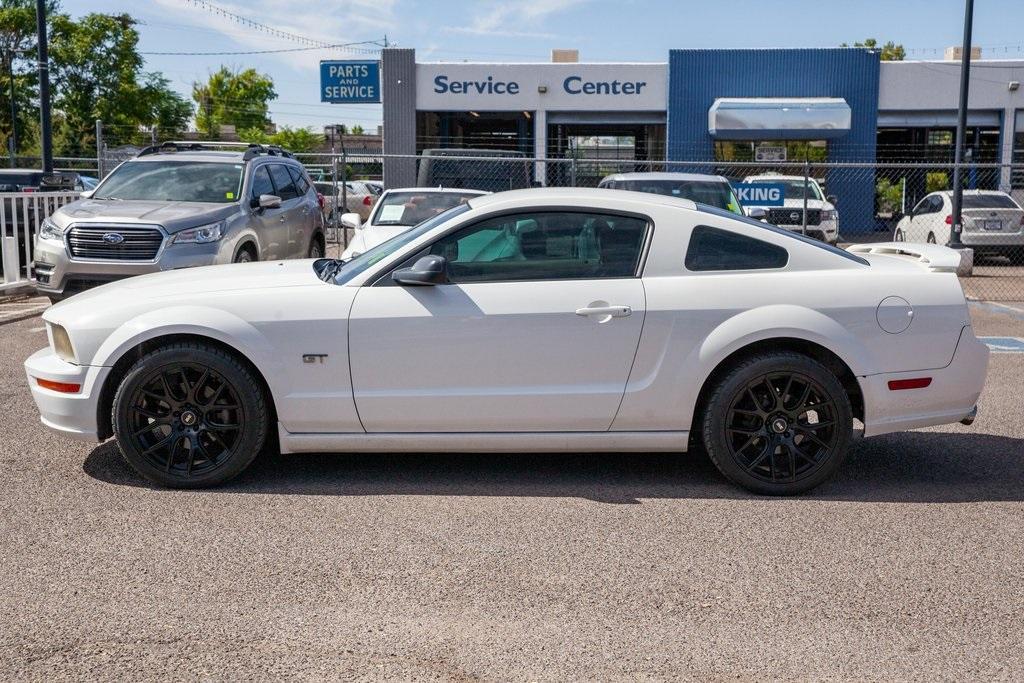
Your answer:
1,191 -> 81,293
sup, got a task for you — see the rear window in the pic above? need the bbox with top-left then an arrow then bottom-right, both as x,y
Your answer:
685,225 -> 788,271
605,179 -> 742,214
371,191 -> 481,226
697,204 -> 869,266
962,194 -> 1020,209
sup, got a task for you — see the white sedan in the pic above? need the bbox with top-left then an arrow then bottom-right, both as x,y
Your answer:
894,190 -> 1024,263
24,188 -> 989,495
340,187 -> 486,259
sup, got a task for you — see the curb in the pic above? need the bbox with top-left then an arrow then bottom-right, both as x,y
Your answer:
0,304 -> 49,326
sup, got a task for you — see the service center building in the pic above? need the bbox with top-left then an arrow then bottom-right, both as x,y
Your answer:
381,47 -> 1024,233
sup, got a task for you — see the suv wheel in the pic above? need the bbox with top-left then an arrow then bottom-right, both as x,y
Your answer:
308,234 -> 325,259
233,245 -> 256,263
111,342 -> 268,488
701,351 -> 853,495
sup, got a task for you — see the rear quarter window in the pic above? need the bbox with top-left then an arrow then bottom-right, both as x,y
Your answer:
685,225 -> 788,272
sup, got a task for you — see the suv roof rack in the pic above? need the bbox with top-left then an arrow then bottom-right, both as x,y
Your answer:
136,141 -> 295,160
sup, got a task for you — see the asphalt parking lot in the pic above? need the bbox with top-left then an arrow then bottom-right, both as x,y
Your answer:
1,302 -> 1023,681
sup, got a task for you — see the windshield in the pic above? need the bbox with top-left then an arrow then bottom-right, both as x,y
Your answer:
370,191 -> 481,226
607,179 -> 742,215
94,161 -> 244,203
765,179 -> 823,201
331,203 -> 473,284
962,194 -> 1020,209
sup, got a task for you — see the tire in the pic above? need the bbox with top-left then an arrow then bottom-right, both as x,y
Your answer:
45,295 -> 63,305
894,228 -> 905,242
927,233 -> 936,244
112,342 -> 268,488
307,233 -> 325,259
701,351 -> 853,495
233,245 -> 256,263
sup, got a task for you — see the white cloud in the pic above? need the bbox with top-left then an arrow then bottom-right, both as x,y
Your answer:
150,0 -> 396,72
449,0 -> 591,40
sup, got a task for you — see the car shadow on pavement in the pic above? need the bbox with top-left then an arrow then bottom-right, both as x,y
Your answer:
83,431 -> 1024,504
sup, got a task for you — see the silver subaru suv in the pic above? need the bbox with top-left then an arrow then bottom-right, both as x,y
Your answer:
34,142 -> 325,302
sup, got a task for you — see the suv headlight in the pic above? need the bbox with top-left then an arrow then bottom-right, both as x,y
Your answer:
38,217 -> 63,242
172,221 -> 224,244
821,209 -> 837,221
50,323 -> 77,364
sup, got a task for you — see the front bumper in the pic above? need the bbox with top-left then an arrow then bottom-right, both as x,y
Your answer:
775,219 -> 839,243
24,347 -> 109,442
859,325 -> 989,438
32,235 -> 222,297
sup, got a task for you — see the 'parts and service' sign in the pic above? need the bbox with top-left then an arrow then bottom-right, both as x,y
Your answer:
320,61 -> 380,103
734,182 -> 786,206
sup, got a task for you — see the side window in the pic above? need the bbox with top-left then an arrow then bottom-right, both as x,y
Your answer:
287,165 -> 310,196
250,166 -> 274,200
685,225 -> 788,272
428,211 -> 648,283
268,164 -> 299,200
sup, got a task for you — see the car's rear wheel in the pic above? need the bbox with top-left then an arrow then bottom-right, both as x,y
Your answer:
927,232 -> 937,244
701,351 -> 852,495
894,228 -> 905,242
112,342 -> 268,488
308,233 -> 325,259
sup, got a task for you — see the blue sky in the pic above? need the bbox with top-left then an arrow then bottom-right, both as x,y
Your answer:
62,0 -> 1024,131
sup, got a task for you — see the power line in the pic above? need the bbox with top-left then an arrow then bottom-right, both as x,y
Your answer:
182,0 -> 344,48
141,40 -> 382,57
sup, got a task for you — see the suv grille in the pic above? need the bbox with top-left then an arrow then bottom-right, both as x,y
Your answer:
67,225 -> 163,260
766,208 -> 822,226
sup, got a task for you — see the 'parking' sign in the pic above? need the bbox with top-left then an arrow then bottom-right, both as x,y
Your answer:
734,182 -> 786,207
320,61 -> 380,103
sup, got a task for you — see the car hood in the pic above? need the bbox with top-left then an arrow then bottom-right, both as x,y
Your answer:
346,224 -> 413,254
53,199 -> 238,233
46,260 -> 323,321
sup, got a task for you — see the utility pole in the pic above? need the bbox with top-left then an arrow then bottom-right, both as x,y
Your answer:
5,50 -> 17,167
35,0 -> 53,173
948,0 -> 974,250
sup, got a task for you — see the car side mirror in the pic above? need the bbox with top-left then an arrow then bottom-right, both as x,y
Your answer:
747,207 -> 768,221
79,189 -> 94,199
826,194 -> 837,206
252,194 -> 282,211
340,212 -> 362,230
393,255 -> 448,286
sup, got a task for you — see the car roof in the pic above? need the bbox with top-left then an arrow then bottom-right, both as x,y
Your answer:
383,187 -> 489,195
600,172 -> 730,183
933,189 -> 1010,196
130,150 -> 253,163
467,186 -> 699,211
744,174 -> 818,182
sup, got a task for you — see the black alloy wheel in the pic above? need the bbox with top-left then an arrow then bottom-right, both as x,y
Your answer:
113,343 -> 267,488
702,352 -> 852,495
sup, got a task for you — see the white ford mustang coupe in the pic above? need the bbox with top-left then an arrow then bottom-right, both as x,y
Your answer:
24,188 -> 989,495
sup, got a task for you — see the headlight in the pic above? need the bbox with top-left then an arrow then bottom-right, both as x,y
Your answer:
38,217 -> 63,242
172,222 -> 224,244
50,323 -> 77,364
821,210 -> 837,221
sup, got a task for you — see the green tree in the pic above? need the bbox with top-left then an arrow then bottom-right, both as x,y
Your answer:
0,0 -> 61,156
840,38 -> 905,61
48,12 -> 192,154
270,125 -> 323,153
350,124 -> 364,135
192,67 -> 276,139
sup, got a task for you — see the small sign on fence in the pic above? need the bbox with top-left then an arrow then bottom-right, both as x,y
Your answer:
755,145 -> 787,162
733,182 -> 786,207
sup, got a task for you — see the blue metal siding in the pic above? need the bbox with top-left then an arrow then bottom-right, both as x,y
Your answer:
667,48 -> 881,234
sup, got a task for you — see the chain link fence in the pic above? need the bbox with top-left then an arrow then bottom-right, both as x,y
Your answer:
3,150 -> 1021,301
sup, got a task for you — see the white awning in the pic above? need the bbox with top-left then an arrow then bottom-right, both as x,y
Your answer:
708,98 -> 852,140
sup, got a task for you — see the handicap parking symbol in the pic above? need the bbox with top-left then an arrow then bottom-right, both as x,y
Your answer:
979,337 -> 1024,353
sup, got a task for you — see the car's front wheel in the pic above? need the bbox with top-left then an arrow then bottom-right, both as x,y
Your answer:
308,234 -> 325,259
701,351 -> 853,495
112,342 -> 268,488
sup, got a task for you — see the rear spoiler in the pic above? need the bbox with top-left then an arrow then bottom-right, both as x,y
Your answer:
846,242 -> 963,273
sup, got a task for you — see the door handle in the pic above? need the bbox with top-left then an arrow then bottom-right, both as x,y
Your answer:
575,305 -> 632,318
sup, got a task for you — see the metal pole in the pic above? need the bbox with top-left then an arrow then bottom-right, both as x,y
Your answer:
331,152 -> 339,248
340,148 -> 348,248
801,158 -> 809,236
949,0 -> 974,249
35,0 -> 53,174
6,50 -> 17,167
95,119 -> 103,177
